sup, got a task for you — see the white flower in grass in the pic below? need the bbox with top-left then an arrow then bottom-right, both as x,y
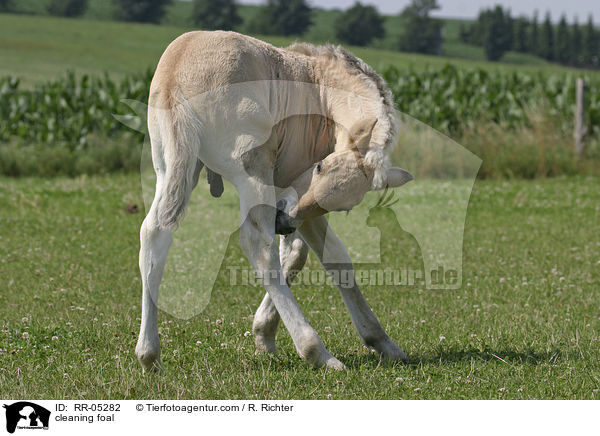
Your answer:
51,336 -> 59,341
22,332 -> 29,339
243,331 -> 251,337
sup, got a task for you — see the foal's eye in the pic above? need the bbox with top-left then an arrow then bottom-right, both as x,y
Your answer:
315,162 -> 323,174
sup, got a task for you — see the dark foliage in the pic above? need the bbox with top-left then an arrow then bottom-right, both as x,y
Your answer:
112,0 -> 172,24
47,0 -> 88,17
398,0 -> 442,55
246,0 -> 312,36
192,0 -> 241,30
334,2 -> 385,47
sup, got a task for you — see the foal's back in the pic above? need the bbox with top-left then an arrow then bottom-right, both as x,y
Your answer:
149,31 -> 314,111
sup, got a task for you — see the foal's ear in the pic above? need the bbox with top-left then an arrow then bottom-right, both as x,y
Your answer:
384,167 -> 413,188
349,118 -> 377,155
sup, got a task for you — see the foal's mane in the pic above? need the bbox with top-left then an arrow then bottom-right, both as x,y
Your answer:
286,42 -> 398,150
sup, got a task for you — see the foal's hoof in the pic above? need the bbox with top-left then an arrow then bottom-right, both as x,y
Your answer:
379,339 -> 408,362
324,355 -> 346,370
141,358 -> 164,374
138,356 -> 164,374
136,345 -> 163,374
254,336 -> 278,355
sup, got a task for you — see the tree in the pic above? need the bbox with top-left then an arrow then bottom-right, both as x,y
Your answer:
555,14 -> 570,64
112,0 -> 172,24
513,16 -> 529,52
247,0 -> 312,36
192,0 -> 241,30
398,0 -> 442,54
483,6 -> 513,61
539,11 -> 554,60
570,18 -> 583,66
583,14 -> 599,67
334,2 -> 385,47
0,0 -> 13,12
530,10 -> 540,56
459,23 -> 470,43
48,0 -> 88,17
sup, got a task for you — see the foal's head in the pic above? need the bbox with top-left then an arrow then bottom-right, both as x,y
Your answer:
276,118 -> 413,234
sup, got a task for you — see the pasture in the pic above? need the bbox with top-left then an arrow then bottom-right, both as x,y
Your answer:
1,174 -> 599,399
0,7 -> 599,400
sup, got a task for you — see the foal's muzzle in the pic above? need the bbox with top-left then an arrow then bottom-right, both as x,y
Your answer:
275,199 -> 296,235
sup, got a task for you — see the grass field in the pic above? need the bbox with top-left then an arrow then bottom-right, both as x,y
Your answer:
1,3 -> 599,401
0,12 -> 591,87
1,174 -> 599,399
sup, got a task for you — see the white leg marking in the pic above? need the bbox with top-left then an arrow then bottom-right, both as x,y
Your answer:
135,164 -> 173,373
253,232 -> 308,354
237,178 -> 344,370
300,216 -> 407,361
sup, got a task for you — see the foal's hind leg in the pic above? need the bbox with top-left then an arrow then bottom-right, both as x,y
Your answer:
135,190 -> 173,373
253,232 -> 308,354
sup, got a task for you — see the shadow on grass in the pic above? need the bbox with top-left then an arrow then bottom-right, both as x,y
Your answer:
407,347 -> 564,366
336,346 -> 565,370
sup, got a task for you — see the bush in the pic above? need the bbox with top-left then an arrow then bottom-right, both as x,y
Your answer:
112,0 -> 172,24
334,2 -> 384,47
192,0 -> 241,30
0,0 -> 13,12
0,134 -> 141,177
47,0 -> 88,17
246,0 -> 311,36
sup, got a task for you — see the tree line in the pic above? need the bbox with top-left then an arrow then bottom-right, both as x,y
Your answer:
460,6 -> 599,67
0,0 -> 443,55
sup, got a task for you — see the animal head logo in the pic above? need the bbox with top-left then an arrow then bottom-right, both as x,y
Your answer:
115,83 -> 481,320
366,186 -> 401,228
2,402 -> 50,434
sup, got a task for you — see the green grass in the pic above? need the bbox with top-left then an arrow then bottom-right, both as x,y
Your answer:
1,174 -> 599,399
1,12 -> 594,87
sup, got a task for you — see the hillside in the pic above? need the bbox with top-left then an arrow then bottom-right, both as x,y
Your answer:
1,12 -> 594,87
2,0 -> 565,73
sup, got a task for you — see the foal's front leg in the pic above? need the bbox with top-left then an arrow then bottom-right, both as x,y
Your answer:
300,216 -> 407,361
253,232 -> 308,354
237,181 -> 344,369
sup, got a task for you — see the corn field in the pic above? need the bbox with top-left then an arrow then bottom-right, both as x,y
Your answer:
0,65 -> 598,148
383,64 -> 600,135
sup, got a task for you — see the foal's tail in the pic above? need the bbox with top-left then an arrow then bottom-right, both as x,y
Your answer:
156,96 -> 202,230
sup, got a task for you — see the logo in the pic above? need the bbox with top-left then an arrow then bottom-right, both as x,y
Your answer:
2,402 -> 50,434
